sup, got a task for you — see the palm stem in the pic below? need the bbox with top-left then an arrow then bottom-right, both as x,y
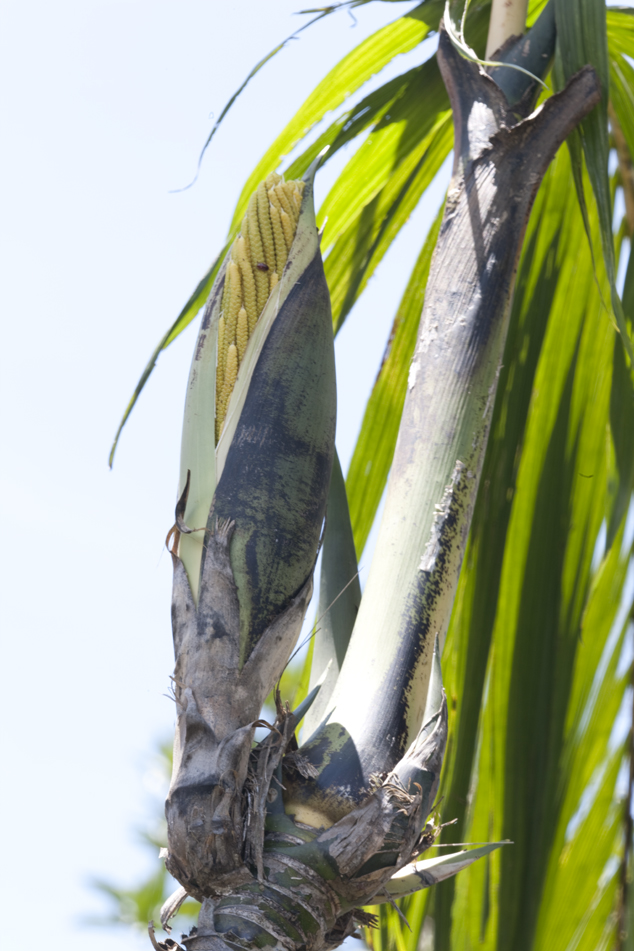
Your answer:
486,0 -> 529,58
286,26 -> 601,829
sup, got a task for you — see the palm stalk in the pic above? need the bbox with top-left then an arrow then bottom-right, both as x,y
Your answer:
284,22 -> 600,830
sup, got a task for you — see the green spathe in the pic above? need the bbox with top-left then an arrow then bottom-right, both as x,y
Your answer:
210,246 -> 336,664
177,159 -> 329,605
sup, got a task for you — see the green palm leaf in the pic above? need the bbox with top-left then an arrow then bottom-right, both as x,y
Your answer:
229,0 -> 446,232
555,0 -> 634,364
408,149 -> 630,951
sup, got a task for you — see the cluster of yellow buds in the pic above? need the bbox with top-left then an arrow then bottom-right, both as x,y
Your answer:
215,172 -> 305,440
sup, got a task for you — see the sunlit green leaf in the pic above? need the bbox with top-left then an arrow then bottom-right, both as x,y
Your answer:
555,0 -> 634,365
443,147 -> 624,951
608,249 -> 634,544
321,56 -> 453,331
610,56 -> 634,162
230,0 -> 445,233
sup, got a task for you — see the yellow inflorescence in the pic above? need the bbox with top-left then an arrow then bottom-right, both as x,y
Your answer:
215,172 -> 305,441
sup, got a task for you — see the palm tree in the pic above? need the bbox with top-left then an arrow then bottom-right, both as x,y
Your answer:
106,1 -> 634,949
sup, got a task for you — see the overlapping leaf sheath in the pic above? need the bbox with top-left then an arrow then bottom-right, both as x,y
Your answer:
167,652 -> 450,951
163,164 -> 336,916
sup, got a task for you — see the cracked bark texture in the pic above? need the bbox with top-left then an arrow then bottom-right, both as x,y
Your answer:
156,24 -> 600,951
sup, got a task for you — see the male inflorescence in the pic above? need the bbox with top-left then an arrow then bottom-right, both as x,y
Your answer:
215,173 -> 305,440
